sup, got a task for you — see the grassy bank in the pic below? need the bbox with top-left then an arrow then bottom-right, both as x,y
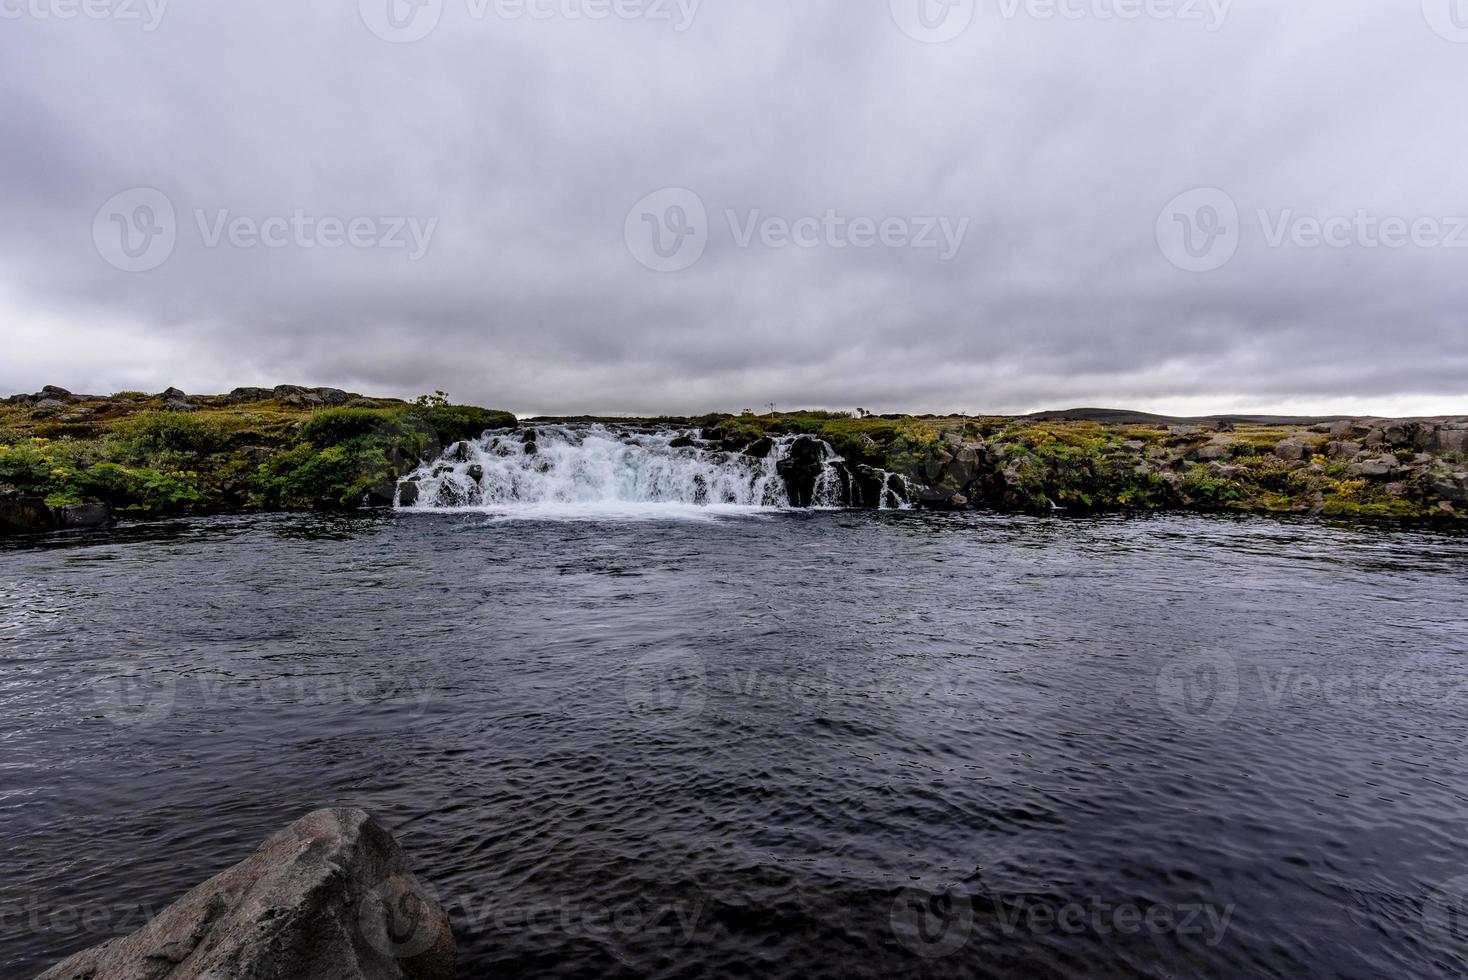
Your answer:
3,390 -> 1465,525
700,411 -> 1468,519
0,387 -> 514,518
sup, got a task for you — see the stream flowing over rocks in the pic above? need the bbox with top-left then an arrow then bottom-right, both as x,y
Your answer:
397,424 -> 914,513
35,808 -> 453,980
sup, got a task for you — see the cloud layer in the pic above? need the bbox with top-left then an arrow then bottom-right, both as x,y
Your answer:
2,0 -> 1465,416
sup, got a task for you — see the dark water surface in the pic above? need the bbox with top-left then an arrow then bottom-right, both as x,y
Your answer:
3,511 -> 1468,978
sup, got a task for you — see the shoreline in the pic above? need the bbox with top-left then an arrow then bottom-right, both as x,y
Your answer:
3,386 -> 1465,534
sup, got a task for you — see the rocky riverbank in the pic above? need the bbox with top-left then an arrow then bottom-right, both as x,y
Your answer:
35,808 -> 453,980
697,411 -> 1468,519
3,387 -> 1465,530
0,386 -> 514,533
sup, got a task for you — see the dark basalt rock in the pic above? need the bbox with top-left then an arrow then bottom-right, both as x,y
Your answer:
853,465 -> 887,508
397,481 -> 421,507
35,808 -> 454,980
668,435 -> 696,449
0,496 -> 56,535
777,436 -> 830,507
58,503 -> 111,528
744,437 -> 775,459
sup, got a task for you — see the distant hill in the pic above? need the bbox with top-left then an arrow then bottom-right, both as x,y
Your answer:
1025,408 -> 1351,426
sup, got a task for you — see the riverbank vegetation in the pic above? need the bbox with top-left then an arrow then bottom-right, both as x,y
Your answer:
3,388 -> 1465,527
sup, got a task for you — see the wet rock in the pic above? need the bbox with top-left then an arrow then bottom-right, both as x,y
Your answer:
35,807 -> 454,980
466,464 -> 484,484
668,435 -> 696,449
397,481 -> 420,507
777,436 -> 830,507
744,437 -> 775,459
852,465 -> 887,508
0,496 -> 56,535
914,487 -> 968,511
449,442 -> 472,463
58,503 -> 111,528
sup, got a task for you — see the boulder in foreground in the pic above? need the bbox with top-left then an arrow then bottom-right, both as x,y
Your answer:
37,808 -> 453,980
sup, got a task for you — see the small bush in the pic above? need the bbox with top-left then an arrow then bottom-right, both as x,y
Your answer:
298,408 -> 398,446
121,411 -> 229,456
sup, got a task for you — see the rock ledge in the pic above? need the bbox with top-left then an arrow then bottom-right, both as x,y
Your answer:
37,808 -> 453,980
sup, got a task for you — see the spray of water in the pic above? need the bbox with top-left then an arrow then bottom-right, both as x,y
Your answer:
398,424 -> 911,517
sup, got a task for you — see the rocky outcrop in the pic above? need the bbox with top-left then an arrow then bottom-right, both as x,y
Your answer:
776,436 -> 831,507
36,808 -> 453,980
0,498 -> 112,535
0,496 -> 56,534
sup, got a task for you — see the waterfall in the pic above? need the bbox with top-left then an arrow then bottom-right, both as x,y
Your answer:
396,424 -> 911,515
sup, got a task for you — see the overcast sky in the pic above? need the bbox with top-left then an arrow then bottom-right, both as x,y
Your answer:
2,0 -> 1465,417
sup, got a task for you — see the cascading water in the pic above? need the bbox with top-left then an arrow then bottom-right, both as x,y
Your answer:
397,424 -> 911,515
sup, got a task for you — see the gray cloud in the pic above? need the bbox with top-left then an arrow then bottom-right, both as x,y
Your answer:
1,0 -> 1465,416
